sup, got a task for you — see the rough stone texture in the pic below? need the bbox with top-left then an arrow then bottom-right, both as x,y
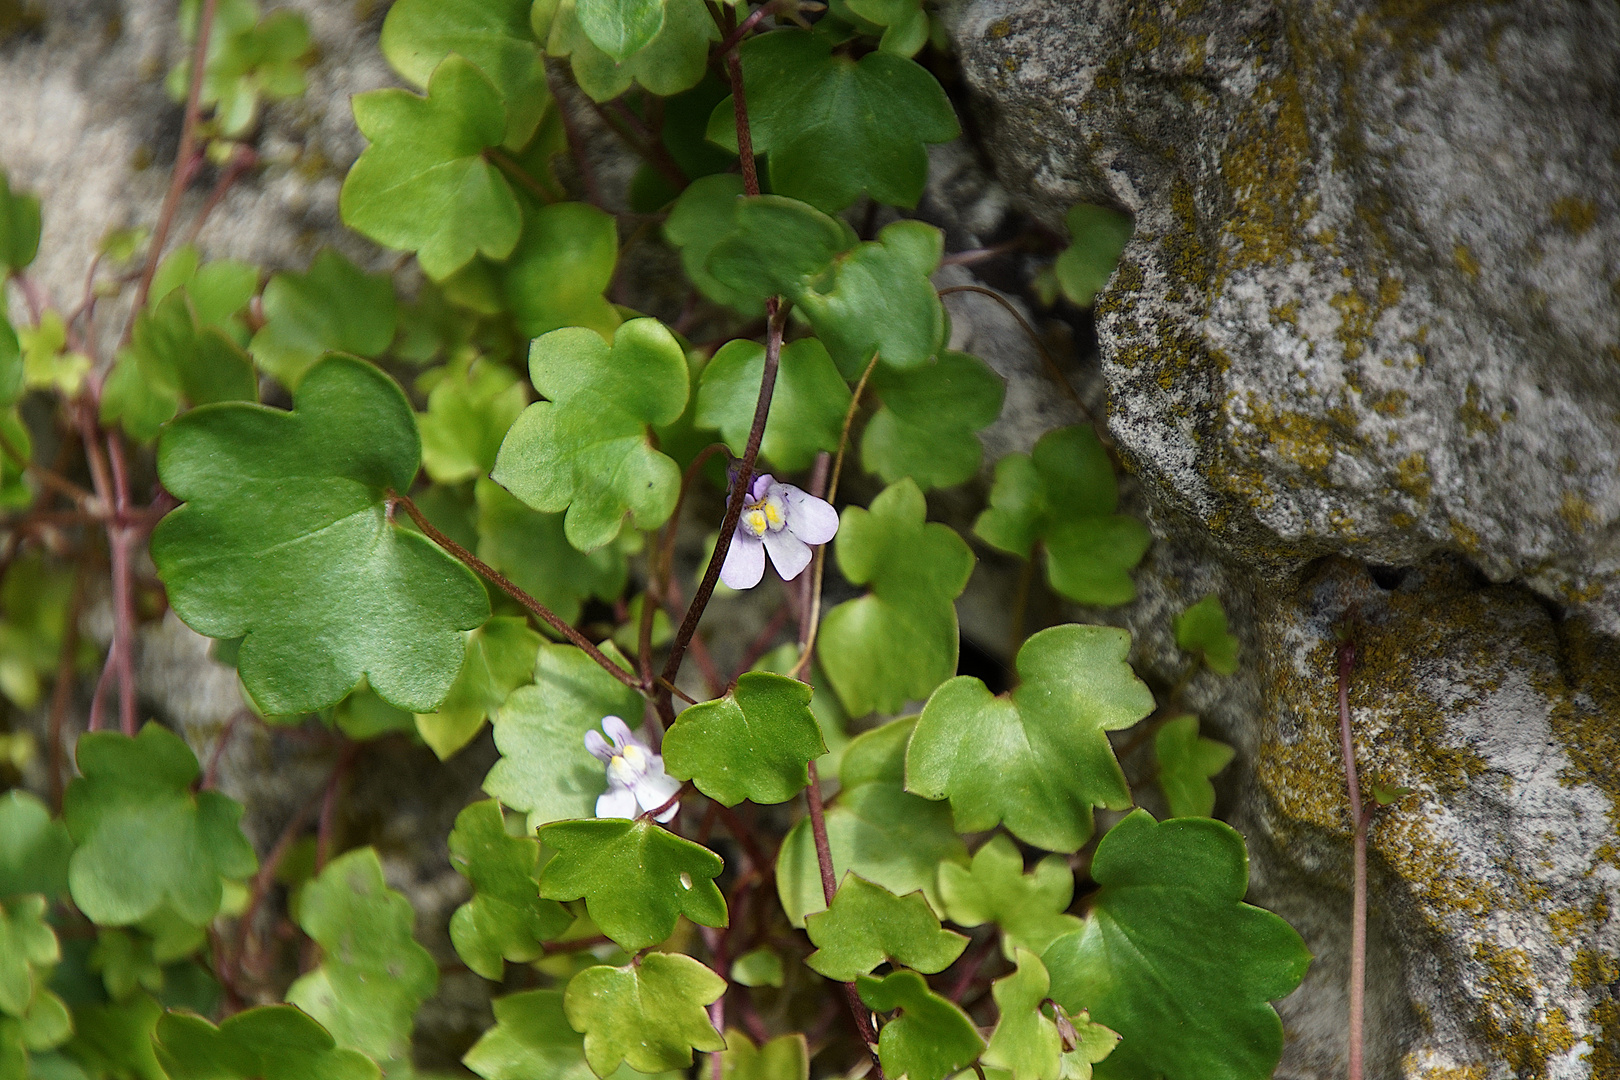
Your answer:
947,1 -> 1620,1077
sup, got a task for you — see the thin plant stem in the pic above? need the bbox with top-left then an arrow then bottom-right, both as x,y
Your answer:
234,786 -> 323,987
716,1 -> 772,54
937,284 -> 1095,425
105,433 -> 138,735
727,51 -> 760,197
393,492 -> 644,696
1337,639 -> 1366,1080
48,562 -> 88,811
180,144 -> 259,248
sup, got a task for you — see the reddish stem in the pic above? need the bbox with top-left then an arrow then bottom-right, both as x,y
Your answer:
727,52 -> 760,196
105,433 -> 138,736
180,144 -> 259,247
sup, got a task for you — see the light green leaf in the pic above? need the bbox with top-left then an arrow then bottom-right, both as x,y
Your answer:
342,54 -> 522,280
720,1031 -> 808,1080
287,848 -> 438,1074
152,355 -> 490,714
819,479 -> 974,716
937,834 -> 1080,959
153,1005 -> 380,1080
1153,717 -> 1234,820
662,175 -> 763,315
492,319 -> 687,551
474,479 -> 630,626
88,930 -> 163,1001
1042,811 -> 1311,1080
464,988 -> 679,1080
804,874 -> 966,982
447,800 -> 573,980
101,291 -> 258,442
776,718 -> 967,926
861,351 -> 1004,490
661,672 -> 826,807
1173,595 -> 1239,676
856,969 -> 984,1080
563,954 -> 726,1076
249,249 -> 398,390
0,172 -> 41,272
0,791 -> 72,900
537,818 -> 725,951
575,0 -> 664,61
545,0 -> 716,103
1054,206 -> 1133,309
0,895 -> 59,1019
325,684 -> 416,740
983,950 -> 1062,1080
696,338 -> 851,472
728,948 -> 783,989
170,0 -> 311,137
146,245 -> 257,333
725,28 -> 958,212
0,315 -> 23,409
416,617 -> 542,760
380,0 -> 549,147
418,362 -> 529,485
837,0 -> 929,55
484,641 -> 643,829
1058,1010 -> 1121,1080
974,426 -> 1150,607
907,624 -> 1154,853
500,202 -> 620,341
19,313 -> 91,397
63,724 -> 257,927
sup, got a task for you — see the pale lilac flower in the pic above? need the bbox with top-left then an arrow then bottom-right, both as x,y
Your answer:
719,474 -> 839,591
583,716 -> 681,822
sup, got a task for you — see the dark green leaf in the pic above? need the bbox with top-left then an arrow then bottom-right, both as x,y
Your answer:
448,800 -> 573,980
982,949 -> 1061,1080
543,0 -> 716,102
474,479 -> 630,626
342,55 -> 522,280
856,969 -> 984,1080
63,725 -> 257,926
1173,595 -> 1239,676
1153,717 -> 1234,820
0,172 -> 41,272
152,355 -> 490,714
61,994 -> 167,1080
88,930 -> 163,1001
249,249 -> 399,389
416,616 -> 542,760
1042,811 -> 1311,1080
696,338 -> 851,472
661,672 -> 827,807
537,818 -> 725,951
663,176 -> 764,314
861,351 -> 1004,490
907,624 -> 1154,852
804,874 -> 966,982
937,834 -> 1080,959
563,954 -> 726,1076
0,316 -> 24,408
819,479 -> 974,715
500,202 -> 620,340
0,791 -> 72,900
1054,205 -> 1132,309
154,1004 -> 379,1080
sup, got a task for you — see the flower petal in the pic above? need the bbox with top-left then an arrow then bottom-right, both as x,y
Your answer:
762,527 -> 813,581
596,785 -> 638,819
602,715 -> 636,752
780,485 -> 839,545
584,730 -> 615,763
750,473 -> 775,501
720,532 -> 766,590
634,767 -> 684,820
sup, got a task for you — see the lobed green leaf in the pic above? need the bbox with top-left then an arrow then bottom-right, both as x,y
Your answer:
804,874 -> 966,982
937,833 -> 1081,959
249,249 -> 398,390
1153,716 -> 1235,820
856,969 -> 984,1080
153,1005 -> 379,1080
661,672 -> 827,807
563,953 -> 726,1076
861,350 -> 1004,490
447,800 -> 573,979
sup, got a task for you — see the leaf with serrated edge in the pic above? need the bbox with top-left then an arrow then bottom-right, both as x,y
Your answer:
249,248 -> 398,389
804,874 -> 965,982
151,355 -> 490,714
983,949 -> 1062,1080
661,672 -> 826,807
938,834 -> 1081,958
856,969 -> 984,1080
1174,594 -> 1239,676
1042,811 -> 1310,1080
153,1004 -> 380,1080
908,624 -> 1152,852
1154,716 -> 1235,819
564,954 -> 726,1076
448,800 -> 573,979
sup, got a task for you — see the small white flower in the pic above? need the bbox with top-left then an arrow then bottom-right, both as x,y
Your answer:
583,716 -> 682,822
719,473 -> 839,591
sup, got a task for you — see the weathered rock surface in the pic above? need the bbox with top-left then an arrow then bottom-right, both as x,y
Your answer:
947,1 -> 1620,1077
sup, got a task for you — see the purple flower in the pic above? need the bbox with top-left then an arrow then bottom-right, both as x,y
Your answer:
583,716 -> 681,822
719,474 -> 839,591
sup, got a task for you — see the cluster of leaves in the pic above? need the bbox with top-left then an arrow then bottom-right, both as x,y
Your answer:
0,1 -> 1307,1079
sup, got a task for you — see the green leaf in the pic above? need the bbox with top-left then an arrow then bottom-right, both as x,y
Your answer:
153,1005 -> 379,1080
1153,716 -> 1234,820
101,291 -> 258,441
1173,595 -> 1239,676
418,361 -> 529,485
492,319 -> 687,551
720,1031 -> 808,1080
146,246 -> 258,335
380,0 -> 549,147
974,426 -> 1151,607
464,988 -> 679,1080
564,954 -> 725,1076
325,684 -> 416,740
776,718 -> 967,926
61,994 -> 167,1080
249,249 -> 398,390
484,641 -> 643,829
88,930 -> 163,1001
662,176 -> 763,315
500,202 -> 620,341
804,874 -> 966,982
537,818 -> 725,951
287,847 -> 438,1074
342,54 -> 522,280
474,478 -> 630,625
0,172 -> 41,272
696,338 -> 851,472
1057,1010 -> 1121,1080
447,800 -> 573,980
0,792 -> 72,900
937,834 -> 1081,959
983,949 -> 1062,1080
907,624 -> 1153,853
728,949 -> 783,989
0,552 -> 88,712
836,0 -> 929,55
170,0 -> 311,137
819,479 -> 974,716
0,317 -> 22,410
544,0 -> 717,102
727,28 -> 958,212
861,351 -> 1004,490
1053,206 -> 1133,309
1042,811 -> 1311,1080
416,616 -> 542,760
151,355 -> 490,714
704,196 -> 855,304
661,672 -> 827,807
0,895 -> 59,1018
856,969 -> 984,1080
575,0 -> 664,61
63,725 -> 257,927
